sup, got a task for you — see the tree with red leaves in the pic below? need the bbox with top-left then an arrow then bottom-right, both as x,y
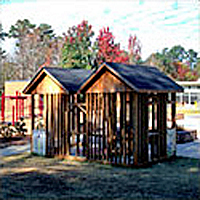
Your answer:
95,27 -> 129,65
174,62 -> 198,81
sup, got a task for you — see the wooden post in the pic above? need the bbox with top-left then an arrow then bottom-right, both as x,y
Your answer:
86,93 -> 89,159
90,93 -> 93,159
157,94 -> 161,160
128,92 -> 133,165
102,93 -> 106,160
133,93 -> 138,165
94,93 -> 97,160
31,94 -> 35,153
50,94 -> 54,156
98,93 -> 102,160
65,95 -> 69,156
171,93 -> 176,129
112,93 -> 117,164
45,94 -> 49,156
106,93 -> 110,162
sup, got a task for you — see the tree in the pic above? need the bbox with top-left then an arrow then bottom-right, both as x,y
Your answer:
128,35 -> 142,64
95,27 -> 129,65
173,62 -> 198,81
0,24 -> 8,91
8,19 -> 58,79
146,45 -> 199,81
61,20 -> 95,69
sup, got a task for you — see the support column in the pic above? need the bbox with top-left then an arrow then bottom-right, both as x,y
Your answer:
31,94 -> 35,153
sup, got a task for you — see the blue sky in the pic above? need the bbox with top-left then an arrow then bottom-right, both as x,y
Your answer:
1,0 -> 199,60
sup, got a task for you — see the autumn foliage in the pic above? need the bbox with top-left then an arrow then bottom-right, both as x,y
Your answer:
95,27 -> 129,65
173,62 -> 198,81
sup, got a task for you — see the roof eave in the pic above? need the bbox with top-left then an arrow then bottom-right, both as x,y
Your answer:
23,67 -> 69,94
79,62 -> 140,93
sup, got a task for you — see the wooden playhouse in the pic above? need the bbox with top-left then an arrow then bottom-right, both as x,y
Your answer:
23,62 -> 183,167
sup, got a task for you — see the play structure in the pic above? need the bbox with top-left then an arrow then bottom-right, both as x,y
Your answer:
0,91 -> 33,137
23,62 -> 183,167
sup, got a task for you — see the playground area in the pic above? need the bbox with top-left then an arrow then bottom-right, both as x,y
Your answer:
0,80 -> 34,138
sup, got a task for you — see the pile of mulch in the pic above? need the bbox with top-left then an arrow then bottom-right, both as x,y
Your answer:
0,135 -> 30,149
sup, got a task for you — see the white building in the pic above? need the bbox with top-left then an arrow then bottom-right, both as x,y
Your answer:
176,79 -> 200,105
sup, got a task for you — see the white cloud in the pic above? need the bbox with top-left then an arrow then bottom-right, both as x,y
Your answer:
1,0 -> 199,59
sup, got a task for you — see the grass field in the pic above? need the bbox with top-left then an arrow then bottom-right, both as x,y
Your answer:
0,153 -> 199,200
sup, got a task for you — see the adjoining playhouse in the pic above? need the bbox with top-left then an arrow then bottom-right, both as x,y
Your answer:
23,62 -> 183,167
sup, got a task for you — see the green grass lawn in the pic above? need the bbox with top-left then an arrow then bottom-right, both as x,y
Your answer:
0,153 -> 199,200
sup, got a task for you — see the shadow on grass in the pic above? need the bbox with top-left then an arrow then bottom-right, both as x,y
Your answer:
0,155 -> 199,200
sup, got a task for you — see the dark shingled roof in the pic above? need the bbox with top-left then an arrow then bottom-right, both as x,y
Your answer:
23,67 -> 93,94
44,67 -> 93,92
105,62 -> 183,92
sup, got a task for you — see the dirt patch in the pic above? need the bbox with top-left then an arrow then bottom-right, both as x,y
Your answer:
0,135 -> 30,149
0,153 -> 199,200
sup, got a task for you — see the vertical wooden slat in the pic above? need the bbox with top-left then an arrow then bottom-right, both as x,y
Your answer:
45,94 -> 49,156
108,93 -> 113,163
160,93 -> 167,159
94,94 -> 97,160
65,95 -> 70,156
74,94 -> 79,156
63,94 -> 67,155
106,93 -> 110,162
58,94 -> 61,155
119,93 -> 123,164
85,93 -> 89,159
60,94 -> 64,155
157,94 -> 161,160
31,94 -> 35,153
128,92 -> 133,165
112,93 -> 117,164
50,94 -> 54,156
171,93 -> 176,129
90,93 -> 93,159
122,93 -> 126,165
102,93 -> 106,160
144,94 -> 149,164
98,93 -> 101,160
133,93 -> 138,165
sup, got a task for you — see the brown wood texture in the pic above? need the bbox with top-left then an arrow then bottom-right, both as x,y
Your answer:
87,71 -> 132,94
32,75 -> 66,94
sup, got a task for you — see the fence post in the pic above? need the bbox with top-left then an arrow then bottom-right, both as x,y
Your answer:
16,91 -> 19,121
12,105 -> 15,125
19,92 -> 21,118
1,92 -> 5,122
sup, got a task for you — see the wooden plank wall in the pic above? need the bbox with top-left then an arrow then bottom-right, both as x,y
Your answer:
43,93 -> 86,158
86,92 -> 137,166
33,91 -> 169,166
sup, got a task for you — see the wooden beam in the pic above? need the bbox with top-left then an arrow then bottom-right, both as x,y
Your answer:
133,93 -> 138,165
171,93 -> 176,129
45,94 -> 49,156
98,93 -> 102,160
105,93 -> 110,162
85,93 -> 89,159
102,93 -> 106,160
31,94 -> 35,153
128,92 -> 133,165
